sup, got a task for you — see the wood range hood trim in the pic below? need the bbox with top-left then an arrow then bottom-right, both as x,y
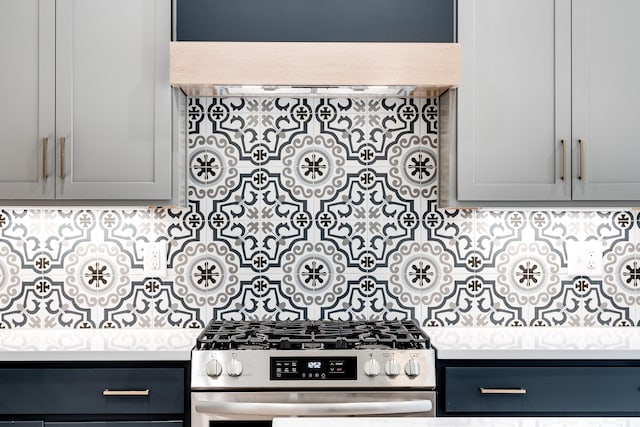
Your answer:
170,42 -> 460,97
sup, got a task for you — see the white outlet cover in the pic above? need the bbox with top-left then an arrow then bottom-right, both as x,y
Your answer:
143,242 -> 167,277
567,240 -> 603,278
584,240 -> 603,278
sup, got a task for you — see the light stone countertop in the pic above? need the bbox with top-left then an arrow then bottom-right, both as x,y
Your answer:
2,327 -> 640,362
273,418 -> 640,427
0,328 -> 200,361
427,327 -> 640,359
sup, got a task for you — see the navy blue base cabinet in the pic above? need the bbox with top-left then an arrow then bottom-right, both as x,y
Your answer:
48,424 -> 180,427
0,362 -> 187,426
0,423 -> 43,427
438,360 -> 640,417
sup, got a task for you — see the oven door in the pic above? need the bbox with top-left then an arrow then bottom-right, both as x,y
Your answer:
191,390 -> 435,427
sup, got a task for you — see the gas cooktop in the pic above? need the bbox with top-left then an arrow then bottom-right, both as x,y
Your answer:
194,319 -> 431,351
191,319 -> 436,391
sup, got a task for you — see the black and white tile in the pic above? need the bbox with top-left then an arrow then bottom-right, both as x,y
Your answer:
0,97 -> 639,328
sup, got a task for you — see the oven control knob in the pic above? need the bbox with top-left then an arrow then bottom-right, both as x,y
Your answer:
363,357 -> 381,377
205,358 -> 223,377
404,358 -> 421,378
227,358 -> 243,377
384,358 -> 401,377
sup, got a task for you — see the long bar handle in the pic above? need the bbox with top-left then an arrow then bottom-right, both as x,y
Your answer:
195,400 -> 432,417
578,138 -> 584,180
59,136 -> 66,179
480,387 -> 527,395
103,389 -> 150,396
42,137 -> 48,180
560,139 -> 566,180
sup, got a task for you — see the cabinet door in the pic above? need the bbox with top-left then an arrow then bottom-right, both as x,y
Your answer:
176,0 -> 454,42
0,0 -> 55,199
445,366 -> 640,415
0,368 -> 184,415
457,0 -> 572,201
47,423 -> 181,427
0,423 -> 43,427
572,0 -> 640,200
55,0 -> 171,200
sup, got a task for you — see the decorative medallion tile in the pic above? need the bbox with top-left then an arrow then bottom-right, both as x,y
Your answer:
531,276 -> 633,327
423,205 -> 475,272
1,96 -> 639,328
424,274 -> 526,327
212,276 -> 308,321
320,275 -> 415,321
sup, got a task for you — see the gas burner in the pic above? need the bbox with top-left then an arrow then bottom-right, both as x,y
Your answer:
229,334 -> 269,343
195,319 -> 430,351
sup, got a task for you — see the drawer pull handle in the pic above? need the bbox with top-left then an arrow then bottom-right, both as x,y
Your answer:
577,138 -> 584,180
42,137 -> 49,180
103,389 -> 150,396
59,136 -> 66,179
560,139 -> 566,180
480,388 -> 527,395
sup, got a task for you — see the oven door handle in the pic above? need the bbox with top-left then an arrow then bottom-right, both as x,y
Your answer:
195,399 -> 432,416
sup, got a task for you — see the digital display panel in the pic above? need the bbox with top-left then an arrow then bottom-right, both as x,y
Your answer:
270,357 -> 357,380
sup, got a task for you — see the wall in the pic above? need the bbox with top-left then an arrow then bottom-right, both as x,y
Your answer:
0,96 -> 638,328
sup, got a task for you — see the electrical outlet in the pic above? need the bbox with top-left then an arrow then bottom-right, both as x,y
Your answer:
567,240 -> 603,278
143,242 -> 167,277
584,240 -> 603,277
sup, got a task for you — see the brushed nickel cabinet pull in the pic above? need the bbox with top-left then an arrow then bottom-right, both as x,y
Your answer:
42,137 -> 48,180
480,388 -> 527,395
59,136 -> 66,179
560,139 -> 566,180
578,138 -> 584,180
103,389 -> 150,396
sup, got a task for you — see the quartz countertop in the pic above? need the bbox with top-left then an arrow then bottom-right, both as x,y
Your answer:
0,329 -> 200,361
3,326 -> 640,362
273,418 -> 640,427
427,327 -> 640,359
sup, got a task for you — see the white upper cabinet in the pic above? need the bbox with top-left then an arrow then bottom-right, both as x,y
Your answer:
56,0 -> 172,200
453,0 -> 640,204
0,0 -> 174,202
457,0 -> 571,202
0,0 -> 55,199
571,0 -> 640,200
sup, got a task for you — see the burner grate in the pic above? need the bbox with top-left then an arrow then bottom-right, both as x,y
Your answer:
195,319 -> 430,351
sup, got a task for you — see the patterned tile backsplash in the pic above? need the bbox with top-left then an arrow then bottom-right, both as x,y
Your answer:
0,96 -> 639,328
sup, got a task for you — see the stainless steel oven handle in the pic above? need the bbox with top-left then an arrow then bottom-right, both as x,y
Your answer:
195,399 -> 432,416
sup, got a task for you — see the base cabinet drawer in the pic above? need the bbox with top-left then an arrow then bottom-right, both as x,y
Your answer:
445,366 -> 640,415
48,423 -> 182,427
0,368 -> 184,415
0,423 -> 43,427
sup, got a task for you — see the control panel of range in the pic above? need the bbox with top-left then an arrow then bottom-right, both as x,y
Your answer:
270,357 -> 358,380
192,350 -> 436,389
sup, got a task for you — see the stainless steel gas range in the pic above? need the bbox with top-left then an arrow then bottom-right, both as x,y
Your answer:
191,319 -> 436,426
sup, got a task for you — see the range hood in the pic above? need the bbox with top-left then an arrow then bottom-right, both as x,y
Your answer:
170,42 -> 460,97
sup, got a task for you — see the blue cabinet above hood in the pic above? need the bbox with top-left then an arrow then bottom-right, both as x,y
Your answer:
175,0 -> 454,43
